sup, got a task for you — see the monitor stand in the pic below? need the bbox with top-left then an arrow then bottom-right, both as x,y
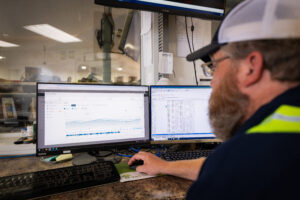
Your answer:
72,152 -> 97,165
72,151 -> 122,165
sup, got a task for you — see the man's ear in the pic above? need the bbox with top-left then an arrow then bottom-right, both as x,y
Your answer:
238,51 -> 264,87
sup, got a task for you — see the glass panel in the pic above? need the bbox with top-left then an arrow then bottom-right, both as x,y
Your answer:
0,0 -> 141,133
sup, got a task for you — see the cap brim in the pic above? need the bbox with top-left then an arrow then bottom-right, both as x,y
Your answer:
186,43 -> 224,62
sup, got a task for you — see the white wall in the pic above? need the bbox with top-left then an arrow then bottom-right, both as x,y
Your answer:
167,15 -> 213,86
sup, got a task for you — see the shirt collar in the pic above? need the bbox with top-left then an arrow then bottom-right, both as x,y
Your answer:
234,84 -> 300,137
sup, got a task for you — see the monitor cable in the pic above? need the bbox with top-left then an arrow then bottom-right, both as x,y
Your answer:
185,16 -> 198,85
191,17 -> 195,52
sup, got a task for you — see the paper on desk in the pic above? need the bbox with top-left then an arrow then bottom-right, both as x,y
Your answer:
115,162 -> 156,183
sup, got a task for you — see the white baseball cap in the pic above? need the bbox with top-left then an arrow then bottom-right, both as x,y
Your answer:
186,0 -> 300,62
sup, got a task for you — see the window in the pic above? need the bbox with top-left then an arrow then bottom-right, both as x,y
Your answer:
0,0 -> 141,132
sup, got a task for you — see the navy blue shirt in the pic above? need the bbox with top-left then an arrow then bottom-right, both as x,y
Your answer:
187,85 -> 300,200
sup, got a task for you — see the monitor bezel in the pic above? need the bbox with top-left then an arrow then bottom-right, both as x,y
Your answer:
150,85 -> 218,144
94,0 -> 226,20
36,82 -> 150,156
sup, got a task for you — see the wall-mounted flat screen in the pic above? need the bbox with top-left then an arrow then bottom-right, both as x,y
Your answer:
95,0 -> 226,20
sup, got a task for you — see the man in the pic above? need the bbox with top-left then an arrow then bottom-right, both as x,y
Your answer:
129,0 -> 300,199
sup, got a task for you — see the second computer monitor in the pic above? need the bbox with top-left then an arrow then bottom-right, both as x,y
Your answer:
150,86 -> 216,143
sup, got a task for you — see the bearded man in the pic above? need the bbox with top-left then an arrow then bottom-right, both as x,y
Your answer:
129,0 -> 300,199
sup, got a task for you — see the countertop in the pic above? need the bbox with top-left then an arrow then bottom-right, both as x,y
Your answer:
0,155 -> 193,200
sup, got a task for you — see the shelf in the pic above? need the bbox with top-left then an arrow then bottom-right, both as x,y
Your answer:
0,81 -> 36,94
0,82 -> 36,131
0,82 -> 36,86
0,93 -> 35,95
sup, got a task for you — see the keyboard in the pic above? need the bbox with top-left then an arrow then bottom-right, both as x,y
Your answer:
0,161 -> 120,200
160,150 -> 213,161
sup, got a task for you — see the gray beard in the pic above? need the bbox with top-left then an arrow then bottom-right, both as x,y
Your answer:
209,71 -> 249,141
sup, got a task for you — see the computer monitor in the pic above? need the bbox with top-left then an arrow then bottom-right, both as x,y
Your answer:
150,86 -> 218,144
36,83 -> 150,156
95,0 -> 226,20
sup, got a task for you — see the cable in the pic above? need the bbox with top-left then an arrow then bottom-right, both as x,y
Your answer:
185,16 -> 192,53
113,146 -> 140,158
190,17 -> 199,84
129,147 -> 140,153
191,17 -> 195,52
115,153 -> 133,158
185,16 -> 198,85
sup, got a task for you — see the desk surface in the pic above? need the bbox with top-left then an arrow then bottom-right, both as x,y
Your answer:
0,133 -> 35,156
0,156 -> 193,200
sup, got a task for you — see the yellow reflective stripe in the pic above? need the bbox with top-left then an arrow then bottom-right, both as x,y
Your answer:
275,105 -> 300,116
247,105 -> 300,134
247,119 -> 300,134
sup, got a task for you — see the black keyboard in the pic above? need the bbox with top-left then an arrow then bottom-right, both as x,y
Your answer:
160,150 -> 213,161
0,161 -> 120,200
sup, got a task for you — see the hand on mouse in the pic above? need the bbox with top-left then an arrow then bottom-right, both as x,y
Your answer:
128,151 -> 169,175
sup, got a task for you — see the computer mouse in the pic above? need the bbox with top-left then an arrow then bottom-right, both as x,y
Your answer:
129,160 -> 144,170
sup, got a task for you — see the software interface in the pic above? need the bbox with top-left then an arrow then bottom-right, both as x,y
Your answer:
37,83 -> 149,155
151,86 -> 215,141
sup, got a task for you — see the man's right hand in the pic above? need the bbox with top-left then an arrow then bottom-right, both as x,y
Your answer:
129,151 -> 207,181
128,151 -> 169,175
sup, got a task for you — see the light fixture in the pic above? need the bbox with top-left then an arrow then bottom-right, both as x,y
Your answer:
117,67 -> 123,71
0,40 -> 19,47
0,56 -> 5,60
24,24 -> 81,43
78,65 -> 89,72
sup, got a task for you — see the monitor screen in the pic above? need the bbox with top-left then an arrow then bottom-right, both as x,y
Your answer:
150,86 -> 216,143
37,83 -> 150,156
95,0 -> 226,20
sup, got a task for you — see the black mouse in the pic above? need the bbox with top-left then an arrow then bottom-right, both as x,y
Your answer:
129,160 -> 144,170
